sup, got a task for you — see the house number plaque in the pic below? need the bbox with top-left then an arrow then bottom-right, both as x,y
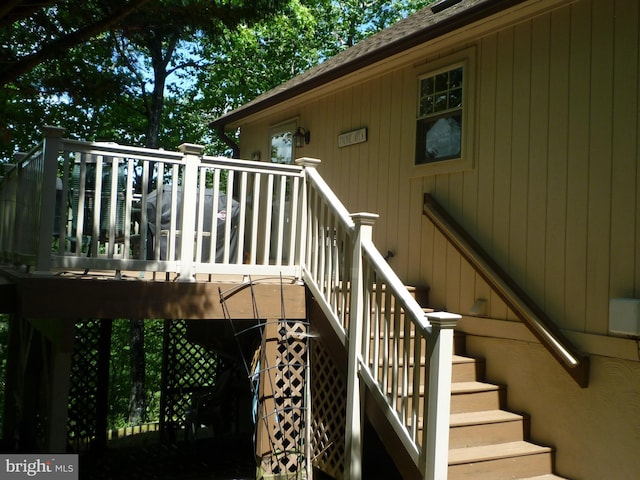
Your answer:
338,127 -> 368,148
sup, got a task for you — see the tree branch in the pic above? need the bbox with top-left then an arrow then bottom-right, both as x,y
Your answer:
0,0 -> 151,86
0,0 -> 59,29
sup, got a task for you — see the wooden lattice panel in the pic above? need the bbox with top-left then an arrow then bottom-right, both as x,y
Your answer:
256,319 -> 309,479
310,337 -> 346,479
67,319 -> 111,452
160,319 -> 224,442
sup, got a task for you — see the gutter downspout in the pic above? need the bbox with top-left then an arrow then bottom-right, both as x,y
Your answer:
216,125 -> 240,159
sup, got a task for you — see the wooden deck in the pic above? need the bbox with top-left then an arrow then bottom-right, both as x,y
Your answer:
0,266 -> 307,321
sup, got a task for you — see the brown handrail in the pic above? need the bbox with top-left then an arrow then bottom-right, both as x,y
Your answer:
423,193 -> 589,388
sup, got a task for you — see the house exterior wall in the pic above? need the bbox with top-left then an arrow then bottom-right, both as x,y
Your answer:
238,0 -> 639,340
233,0 -> 640,476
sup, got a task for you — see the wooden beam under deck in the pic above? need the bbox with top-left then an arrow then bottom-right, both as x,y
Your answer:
0,268 -> 306,320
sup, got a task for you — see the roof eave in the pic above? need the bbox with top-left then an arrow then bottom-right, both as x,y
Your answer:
209,0 -> 528,130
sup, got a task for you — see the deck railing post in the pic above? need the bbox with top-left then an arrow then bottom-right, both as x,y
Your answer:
295,157 -> 321,277
35,126 -> 65,274
2,153 -> 24,262
345,212 -> 378,480
422,311 -> 460,480
177,143 -> 204,282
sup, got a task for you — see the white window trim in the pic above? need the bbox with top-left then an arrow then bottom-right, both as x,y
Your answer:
412,46 -> 476,177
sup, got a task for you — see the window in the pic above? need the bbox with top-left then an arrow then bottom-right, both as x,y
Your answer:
270,121 -> 296,164
413,48 -> 474,175
416,66 -> 463,163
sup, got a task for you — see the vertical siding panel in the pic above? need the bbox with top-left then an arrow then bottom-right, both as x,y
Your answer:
331,93 -> 343,182
446,240 -> 462,312
406,69 -> 424,287
446,172 -> 464,312
408,177 -> 424,288
421,172 -> 437,300
528,16 -> 550,306
397,68 -> 415,282
585,0 -> 614,334
509,21 -> 531,292
433,170 -> 452,305
348,84 -> 363,209
313,97 -> 326,166
332,89 -> 351,201
420,179 -> 436,302
610,0 -> 639,298
491,28 -> 514,319
475,34 -> 498,315
565,0 -> 591,332
377,73 -> 393,252
357,82 -> 369,212
459,167 -> 479,315
545,7 -> 570,327
368,76 -> 382,218
385,70 -> 404,275
322,94 -> 337,180
431,229 -> 448,310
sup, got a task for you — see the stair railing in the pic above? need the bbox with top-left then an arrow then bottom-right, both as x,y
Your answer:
299,158 -> 460,480
423,193 -> 589,388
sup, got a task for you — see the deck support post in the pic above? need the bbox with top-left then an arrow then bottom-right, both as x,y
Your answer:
177,143 -> 204,282
45,339 -> 73,452
422,312 -> 459,480
344,212 -> 378,480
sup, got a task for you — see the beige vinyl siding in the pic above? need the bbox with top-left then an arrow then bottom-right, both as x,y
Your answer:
420,0 -> 639,335
565,0 -> 590,332
237,0 -> 639,338
586,0 -> 613,335
545,6 -> 570,329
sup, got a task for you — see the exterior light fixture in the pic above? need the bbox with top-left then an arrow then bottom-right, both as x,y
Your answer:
293,127 -> 310,148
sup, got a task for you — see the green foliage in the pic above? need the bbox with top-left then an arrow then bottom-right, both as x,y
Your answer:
108,319 -> 164,429
1,0 -> 434,160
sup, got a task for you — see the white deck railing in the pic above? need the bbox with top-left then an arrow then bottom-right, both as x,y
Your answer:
0,128 -> 459,479
0,127 -> 306,279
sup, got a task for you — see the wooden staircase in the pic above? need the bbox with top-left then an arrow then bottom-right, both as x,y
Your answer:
445,333 -> 567,480
309,283 -> 570,479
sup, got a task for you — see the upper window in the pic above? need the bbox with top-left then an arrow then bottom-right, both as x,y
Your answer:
416,66 -> 463,163
413,48 -> 475,176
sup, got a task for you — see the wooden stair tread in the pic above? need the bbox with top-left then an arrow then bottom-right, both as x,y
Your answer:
391,380 -> 501,396
450,409 -> 523,427
518,476 -> 569,480
451,381 -> 502,394
452,354 -> 480,364
449,441 -> 552,465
